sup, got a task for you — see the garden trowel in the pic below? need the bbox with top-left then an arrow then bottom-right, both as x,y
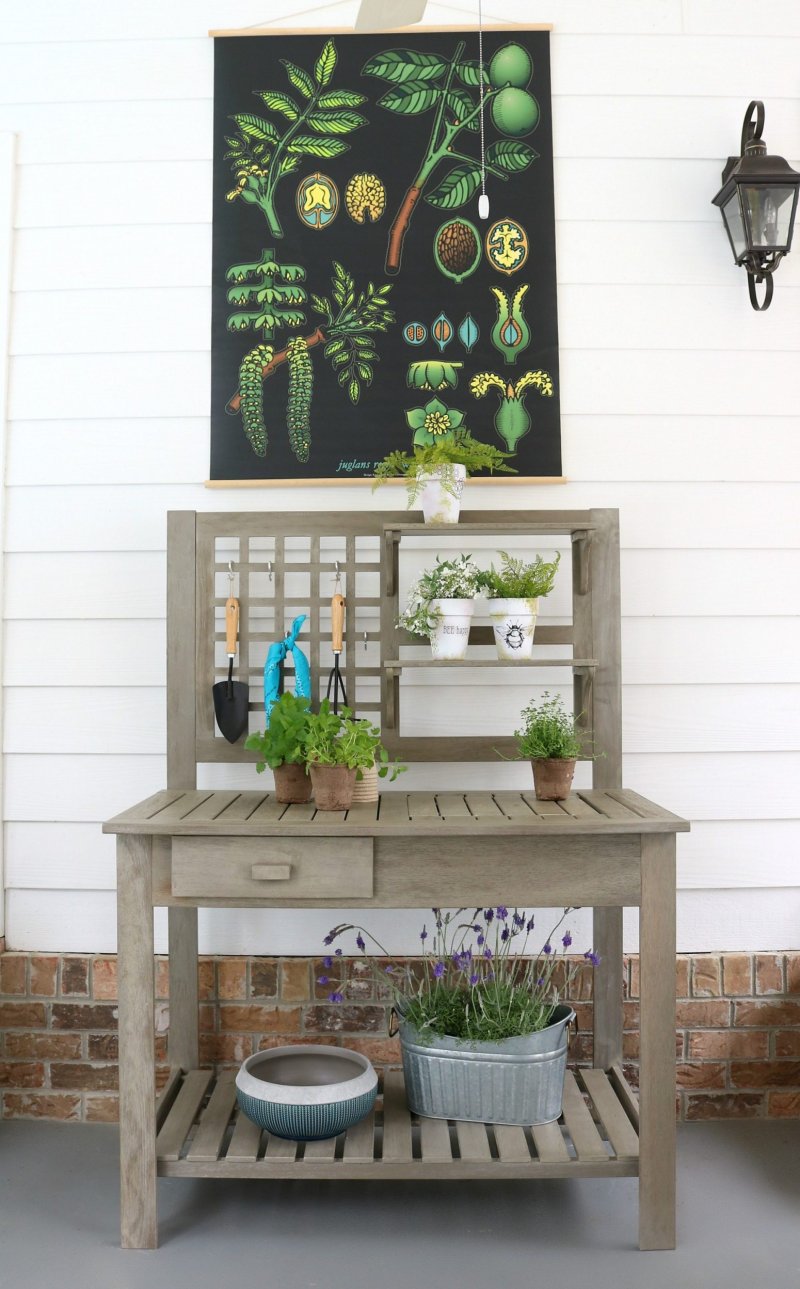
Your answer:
212,592 -> 249,743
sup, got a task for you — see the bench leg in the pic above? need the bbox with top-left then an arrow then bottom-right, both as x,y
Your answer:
638,833 -> 677,1250
593,906 -> 623,1068
167,906 -> 199,1071
116,834 -> 157,1249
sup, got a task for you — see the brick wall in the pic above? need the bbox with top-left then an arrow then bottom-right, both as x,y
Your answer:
1,951 -> 798,1122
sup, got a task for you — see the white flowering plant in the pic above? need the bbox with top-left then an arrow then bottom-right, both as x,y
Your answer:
398,553 -> 482,640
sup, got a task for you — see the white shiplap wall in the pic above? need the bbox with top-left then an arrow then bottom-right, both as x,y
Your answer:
1,0 -> 799,954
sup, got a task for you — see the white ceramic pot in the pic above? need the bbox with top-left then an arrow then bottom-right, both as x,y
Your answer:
488,597 -> 539,660
429,597 -> 474,660
418,464 -> 466,525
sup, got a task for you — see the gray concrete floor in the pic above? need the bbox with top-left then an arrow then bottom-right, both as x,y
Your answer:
1,1121 -> 799,1289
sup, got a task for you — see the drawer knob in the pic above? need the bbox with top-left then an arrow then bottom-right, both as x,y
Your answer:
251,864 -> 292,881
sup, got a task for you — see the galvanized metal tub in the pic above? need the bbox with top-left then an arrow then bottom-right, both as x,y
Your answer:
399,1004 -> 575,1125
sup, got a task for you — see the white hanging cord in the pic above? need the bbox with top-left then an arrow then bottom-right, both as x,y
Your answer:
477,0 -> 489,219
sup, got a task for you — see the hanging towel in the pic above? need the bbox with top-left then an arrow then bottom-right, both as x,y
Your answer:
264,614 -> 311,721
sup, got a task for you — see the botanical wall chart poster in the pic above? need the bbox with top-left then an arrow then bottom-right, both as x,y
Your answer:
210,29 -> 561,482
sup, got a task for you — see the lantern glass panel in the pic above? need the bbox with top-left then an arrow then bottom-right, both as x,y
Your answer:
722,191 -> 747,260
741,184 -> 796,251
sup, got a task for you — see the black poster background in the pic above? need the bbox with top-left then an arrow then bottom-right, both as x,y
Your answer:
210,30 -> 561,481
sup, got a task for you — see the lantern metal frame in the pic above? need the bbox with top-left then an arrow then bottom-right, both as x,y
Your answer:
712,100 -> 800,311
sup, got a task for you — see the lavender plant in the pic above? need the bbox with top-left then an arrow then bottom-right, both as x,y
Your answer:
321,906 -> 599,1042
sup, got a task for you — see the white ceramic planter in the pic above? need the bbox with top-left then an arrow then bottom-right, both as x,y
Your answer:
488,597 -> 539,660
429,597 -> 474,660
418,464 -> 466,525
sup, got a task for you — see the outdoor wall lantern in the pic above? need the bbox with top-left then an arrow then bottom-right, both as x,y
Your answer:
712,101 -> 800,310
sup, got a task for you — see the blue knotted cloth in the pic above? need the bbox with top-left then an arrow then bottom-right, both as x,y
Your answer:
264,614 -> 311,721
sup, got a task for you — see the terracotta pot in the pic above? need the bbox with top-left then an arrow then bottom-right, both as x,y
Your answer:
309,763 -> 357,811
531,758 -> 576,802
273,761 -> 312,805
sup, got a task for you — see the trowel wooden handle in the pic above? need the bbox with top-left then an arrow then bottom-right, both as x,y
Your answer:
225,597 -> 239,657
331,593 -> 345,653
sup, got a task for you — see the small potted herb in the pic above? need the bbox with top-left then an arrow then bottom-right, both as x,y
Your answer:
480,550 -> 561,661
514,692 -> 583,801
373,432 -> 515,525
399,554 -> 482,660
245,692 -> 312,804
305,699 -> 404,811
323,907 -> 599,1126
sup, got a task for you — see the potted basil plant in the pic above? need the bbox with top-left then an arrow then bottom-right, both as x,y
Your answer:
304,699 -> 405,811
399,554 -> 482,660
245,692 -> 312,804
373,431 -> 515,526
515,692 -> 583,801
480,550 -> 561,661
323,907 -> 599,1126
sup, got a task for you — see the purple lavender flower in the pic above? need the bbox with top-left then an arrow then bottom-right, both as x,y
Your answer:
584,950 -> 601,967
484,908 -> 494,923
537,976 -> 544,986
356,933 -> 366,952
483,947 -> 493,961
501,927 -> 510,942
562,932 -> 573,948
335,948 -> 343,957
384,965 -> 394,974
420,926 -> 428,943
472,924 -> 482,933
329,990 -> 344,1003
513,912 -> 525,929
477,934 -> 485,947
496,906 -> 508,920
317,975 -> 330,985
469,973 -> 480,986
526,915 -> 535,932
433,961 -> 446,979
322,955 -> 333,969
543,942 -> 552,956
323,932 -> 335,945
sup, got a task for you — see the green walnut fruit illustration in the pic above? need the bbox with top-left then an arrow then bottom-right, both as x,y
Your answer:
434,219 -> 482,283
491,87 -> 540,137
488,42 -> 533,89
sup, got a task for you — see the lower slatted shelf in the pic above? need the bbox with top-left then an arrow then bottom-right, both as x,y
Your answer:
156,1066 -> 640,1179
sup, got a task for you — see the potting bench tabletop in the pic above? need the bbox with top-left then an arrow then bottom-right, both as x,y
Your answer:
106,510 -> 688,1254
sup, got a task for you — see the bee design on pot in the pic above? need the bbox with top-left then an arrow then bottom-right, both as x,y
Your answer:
504,623 -> 526,651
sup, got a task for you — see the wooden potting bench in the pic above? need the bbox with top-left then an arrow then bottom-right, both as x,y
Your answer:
104,509 -> 688,1251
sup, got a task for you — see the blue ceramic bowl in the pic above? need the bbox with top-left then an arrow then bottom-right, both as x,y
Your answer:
235,1045 -> 377,1141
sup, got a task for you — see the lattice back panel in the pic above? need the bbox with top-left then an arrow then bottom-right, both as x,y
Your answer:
193,512 -> 407,764
168,510 -> 621,781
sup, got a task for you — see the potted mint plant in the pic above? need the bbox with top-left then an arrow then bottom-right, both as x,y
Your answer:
479,550 -> 561,660
323,907 -> 599,1126
304,699 -> 404,811
515,692 -> 583,801
373,432 -> 515,525
245,692 -> 312,804
399,554 -> 482,661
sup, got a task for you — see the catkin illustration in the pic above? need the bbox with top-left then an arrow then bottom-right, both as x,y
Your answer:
286,335 -> 313,463
238,344 -> 274,457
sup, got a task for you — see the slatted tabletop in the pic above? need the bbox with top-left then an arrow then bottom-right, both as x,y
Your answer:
155,1066 -> 640,1180
105,789 -> 688,836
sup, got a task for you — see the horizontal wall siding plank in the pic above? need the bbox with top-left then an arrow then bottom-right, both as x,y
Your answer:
13,221 -> 800,297
3,0 -> 684,43
683,0 -> 800,36
3,621 -> 166,685
13,226 -> 211,293
6,94 -> 799,169
6,887 -> 800,955
6,481 -> 800,550
10,283 -> 800,357
15,158 -> 765,230
6,416 -> 799,487
8,819 -> 799,894
4,684 -> 795,756
9,349 -> 799,420
4,551 -> 798,621
2,34 -> 798,106
5,617 -> 795,689
4,754 -> 166,822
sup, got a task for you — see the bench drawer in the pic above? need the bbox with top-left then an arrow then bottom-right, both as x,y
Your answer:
171,836 -> 373,899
